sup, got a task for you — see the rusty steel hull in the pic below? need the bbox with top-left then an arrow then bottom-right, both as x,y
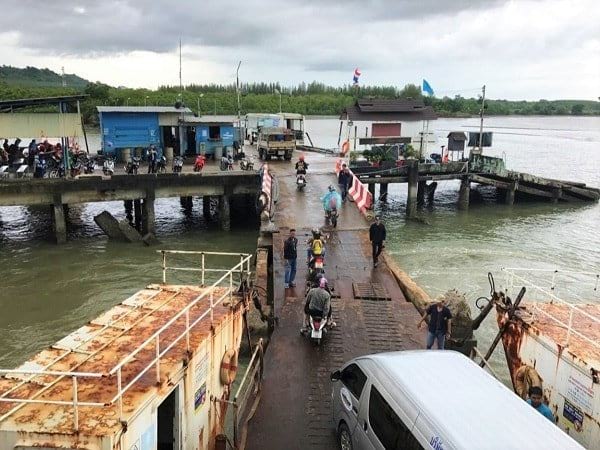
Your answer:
0,284 -> 246,450
498,303 -> 600,449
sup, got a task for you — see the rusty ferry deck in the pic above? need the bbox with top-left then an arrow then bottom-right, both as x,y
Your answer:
247,154 -> 425,449
0,251 -> 253,449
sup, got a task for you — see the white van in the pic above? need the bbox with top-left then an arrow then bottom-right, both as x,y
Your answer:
330,350 -> 584,450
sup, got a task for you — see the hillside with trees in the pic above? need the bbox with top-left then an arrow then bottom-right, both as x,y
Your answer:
0,66 -> 598,124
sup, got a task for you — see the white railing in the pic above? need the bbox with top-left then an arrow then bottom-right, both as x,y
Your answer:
0,251 -> 253,432
502,267 -> 600,352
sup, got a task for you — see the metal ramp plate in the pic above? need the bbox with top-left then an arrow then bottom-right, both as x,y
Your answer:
352,282 -> 391,301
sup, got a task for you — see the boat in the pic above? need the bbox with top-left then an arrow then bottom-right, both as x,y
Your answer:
492,267 -> 600,449
0,251 -> 262,450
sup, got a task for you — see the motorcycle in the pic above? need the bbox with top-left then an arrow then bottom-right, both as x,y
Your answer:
296,173 -> 307,191
125,156 -> 140,175
220,155 -> 234,171
303,311 -> 329,346
84,157 -> 96,174
326,207 -> 339,228
173,155 -> 184,173
70,159 -> 82,177
34,155 -> 47,178
103,157 -> 115,176
239,156 -> 254,171
156,155 -> 167,173
194,155 -> 206,173
48,155 -> 65,178
306,254 -> 325,287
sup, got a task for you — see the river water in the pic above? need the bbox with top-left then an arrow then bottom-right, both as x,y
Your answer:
1,116 -> 599,379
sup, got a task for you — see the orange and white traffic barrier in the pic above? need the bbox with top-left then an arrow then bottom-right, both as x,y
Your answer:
334,160 -> 373,214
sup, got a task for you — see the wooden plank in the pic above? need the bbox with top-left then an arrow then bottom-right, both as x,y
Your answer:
470,174 -> 511,189
516,184 -> 553,198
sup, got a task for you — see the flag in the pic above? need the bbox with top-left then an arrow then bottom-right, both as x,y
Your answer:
353,68 -> 361,86
422,79 -> 434,96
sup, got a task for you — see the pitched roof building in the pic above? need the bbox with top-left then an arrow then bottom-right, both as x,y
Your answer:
340,98 -> 437,122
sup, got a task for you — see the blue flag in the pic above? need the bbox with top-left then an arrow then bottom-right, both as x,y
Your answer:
422,79 -> 434,96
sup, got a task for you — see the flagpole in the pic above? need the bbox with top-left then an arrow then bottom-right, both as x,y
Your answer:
478,85 -> 486,154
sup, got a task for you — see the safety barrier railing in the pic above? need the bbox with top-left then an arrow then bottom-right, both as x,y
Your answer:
502,267 -> 600,351
0,251 -> 253,432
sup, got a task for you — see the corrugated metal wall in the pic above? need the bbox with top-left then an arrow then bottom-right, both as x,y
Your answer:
100,112 -> 161,154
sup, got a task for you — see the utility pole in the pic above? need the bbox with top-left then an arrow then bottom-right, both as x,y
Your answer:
61,67 -> 66,87
236,61 -> 242,148
178,38 -> 184,157
478,85 -> 486,153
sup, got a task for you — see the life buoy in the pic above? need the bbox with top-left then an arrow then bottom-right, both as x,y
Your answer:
220,349 -> 238,385
514,364 -> 543,399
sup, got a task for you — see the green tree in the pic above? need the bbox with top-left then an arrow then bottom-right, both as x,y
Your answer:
571,104 -> 584,115
398,84 -> 422,99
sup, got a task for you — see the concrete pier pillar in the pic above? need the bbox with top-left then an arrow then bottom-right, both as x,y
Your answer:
52,195 -> 67,244
219,195 -> 231,231
552,188 -> 561,204
124,200 -> 133,223
203,196 -> 212,220
406,159 -> 419,218
458,176 -> 471,210
379,183 -> 389,202
504,182 -> 517,205
134,199 -> 142,231
417,180 -> 427,206
427,182 -> 438,204
368,183 -> 376,199
180,196 -> 193,209
142,191 -> 156,235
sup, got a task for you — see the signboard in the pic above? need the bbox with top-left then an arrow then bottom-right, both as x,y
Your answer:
194,343 -> 209,412
565,372 -> 594,415
562,399 -> 584,431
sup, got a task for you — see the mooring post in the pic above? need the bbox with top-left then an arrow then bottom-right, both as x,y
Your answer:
504,181 -> 517,205
52,194 -> 67,244
406,159 -> 419,218
219,194 -> 231,231
379,183 -> 389,202
124,200 -> 133,223
142,190 -> 156,235
417,180 -> 427,206
552,187 -> 561,204
203,196 -> 212,220
458,176 -> 471,210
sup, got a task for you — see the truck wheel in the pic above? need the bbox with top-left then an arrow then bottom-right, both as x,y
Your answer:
266,154 -> 271,161
338,423 -> 353,450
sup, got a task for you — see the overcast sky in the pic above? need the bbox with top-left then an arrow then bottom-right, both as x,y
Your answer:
0,0 -> 598,100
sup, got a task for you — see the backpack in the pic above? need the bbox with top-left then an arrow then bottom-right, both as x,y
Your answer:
312,239 -> 323,255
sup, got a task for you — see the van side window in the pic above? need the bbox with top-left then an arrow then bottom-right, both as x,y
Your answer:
369,386 -> 424,450
340,363 -> 367,399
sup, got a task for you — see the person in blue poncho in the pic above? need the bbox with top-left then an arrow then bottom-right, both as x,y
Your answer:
321,185 -> 342,215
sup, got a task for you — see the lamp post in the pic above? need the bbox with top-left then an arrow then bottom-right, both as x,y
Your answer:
145,96 -> 149,107
126,97 -> 130,106
236,61 -> 242,146
274,89 -> 282,112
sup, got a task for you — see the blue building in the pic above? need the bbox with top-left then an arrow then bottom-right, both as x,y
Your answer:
97,106 -> 192,159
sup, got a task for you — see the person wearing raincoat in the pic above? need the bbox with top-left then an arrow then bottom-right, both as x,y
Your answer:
321,185 -> 342,214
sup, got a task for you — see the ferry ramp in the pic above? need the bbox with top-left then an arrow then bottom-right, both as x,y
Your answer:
246,154 -> 425,449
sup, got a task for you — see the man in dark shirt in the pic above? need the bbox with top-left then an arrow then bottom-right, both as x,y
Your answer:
283,228 -> 298,289
369,216 -> 386,267
337,164 -> 352,202
417,298 -> 453,349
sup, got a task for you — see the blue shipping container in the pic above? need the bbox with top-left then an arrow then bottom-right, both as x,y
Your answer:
100,112 -> 161,156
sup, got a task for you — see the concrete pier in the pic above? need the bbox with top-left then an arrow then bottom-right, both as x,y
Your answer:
368,182 -> 376,199
406,159 -> 418,218
458,176 -> 470,210
202,196 -> 212,220
51,195 -> 66,244
505,181 -> 517,205
219,195 -> 230,231
142,191 -> 155,235
133,199 -> 142,230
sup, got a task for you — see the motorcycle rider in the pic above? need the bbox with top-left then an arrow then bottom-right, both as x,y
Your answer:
306,228 -> 325,265
321,185 -> 342,217
295,154 -> 309,175
304,277 -> 333,328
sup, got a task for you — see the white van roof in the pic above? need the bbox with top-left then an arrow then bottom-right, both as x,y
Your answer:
357,351 -> 583,450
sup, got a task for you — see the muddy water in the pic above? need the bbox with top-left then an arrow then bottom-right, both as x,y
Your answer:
1,116 -> 599,379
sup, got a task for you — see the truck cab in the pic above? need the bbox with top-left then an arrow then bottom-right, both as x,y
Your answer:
257,127 -> 295,161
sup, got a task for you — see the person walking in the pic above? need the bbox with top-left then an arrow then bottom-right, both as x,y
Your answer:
527,386 -> 555,422
284,228 -> 298,289
337,164 -> 351,202
369,215 -> 386,267
417,298 -> 453,350
147,145 -> 158,173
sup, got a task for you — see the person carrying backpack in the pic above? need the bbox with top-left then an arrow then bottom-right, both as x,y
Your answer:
306,228 -> 325,264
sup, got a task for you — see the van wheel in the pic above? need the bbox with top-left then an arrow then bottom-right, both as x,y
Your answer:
338,422 -> 353,450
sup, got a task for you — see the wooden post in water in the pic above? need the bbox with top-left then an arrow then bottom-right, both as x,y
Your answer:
203,196 -> 212,220
219,194 -> 231,231
417,181 -> 427,206
406,159 -> 419,218
142,190 -> 156,235
368,183 -> 376,200
458,176 -> 470,210
133,199 -> 142,231
504,181 -> 517,205
379,183 -> 389,202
